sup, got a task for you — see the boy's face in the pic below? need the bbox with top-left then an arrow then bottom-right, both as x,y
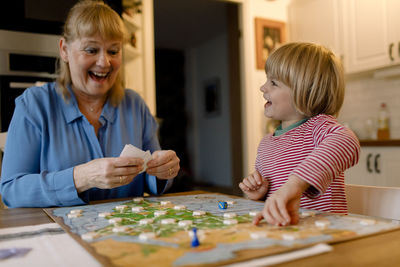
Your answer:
260,77 -> 305,128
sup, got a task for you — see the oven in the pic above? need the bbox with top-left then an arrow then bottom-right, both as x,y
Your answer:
0,76 -> 53,131
0,30 -> 59,132
0,0 -> 123,35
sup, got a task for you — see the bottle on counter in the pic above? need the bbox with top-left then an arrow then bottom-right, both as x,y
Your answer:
377,102 -> 390,140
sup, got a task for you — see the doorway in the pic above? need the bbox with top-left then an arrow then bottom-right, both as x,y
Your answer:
153,0 -> 242,195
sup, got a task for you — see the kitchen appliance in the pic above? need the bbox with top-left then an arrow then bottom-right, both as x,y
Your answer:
0,30 -> 59,131
0,0 -> 122,35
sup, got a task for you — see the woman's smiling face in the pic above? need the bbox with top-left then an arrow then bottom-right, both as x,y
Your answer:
60,34 -> 122,99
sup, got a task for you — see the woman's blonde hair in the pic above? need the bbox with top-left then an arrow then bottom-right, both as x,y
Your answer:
56,0 -> 126,106
265,42 -> 345,117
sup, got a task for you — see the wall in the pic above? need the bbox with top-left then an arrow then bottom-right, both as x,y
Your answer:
339,75 -> 400,139
153,0 -> 291,184
183,0 -> 292,186
238,0 -> 291,175
185,33 -> 233,187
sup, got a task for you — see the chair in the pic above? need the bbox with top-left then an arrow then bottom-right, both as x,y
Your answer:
0,132 -> 6,209
0,132 -> 6,170
345,183 -> 400,220
0,131 -> 6,153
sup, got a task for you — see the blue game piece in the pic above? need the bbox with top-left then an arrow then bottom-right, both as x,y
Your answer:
191,227 -> 200,247
218,201 -> 227,209
0,248 -> 31,260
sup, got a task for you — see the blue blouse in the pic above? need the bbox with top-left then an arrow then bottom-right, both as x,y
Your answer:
0,82 -> 170,208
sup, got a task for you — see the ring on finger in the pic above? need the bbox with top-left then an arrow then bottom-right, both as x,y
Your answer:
168,168 -> 173,176
120,176 -> 123,184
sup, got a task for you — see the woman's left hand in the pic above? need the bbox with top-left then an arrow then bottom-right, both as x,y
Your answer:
146,150 -> 180,179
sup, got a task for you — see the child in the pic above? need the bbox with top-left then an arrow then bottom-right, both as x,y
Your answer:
239,42 -> 360,226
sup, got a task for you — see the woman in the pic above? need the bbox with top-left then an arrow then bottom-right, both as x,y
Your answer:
0,0 -> 180,208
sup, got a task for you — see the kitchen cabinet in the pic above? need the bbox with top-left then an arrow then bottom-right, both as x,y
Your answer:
345,147 -> 400,187
289,0 -> 400,74
387,0 -> 400,63
288,0 -> 343,56
342,0 -> 400,73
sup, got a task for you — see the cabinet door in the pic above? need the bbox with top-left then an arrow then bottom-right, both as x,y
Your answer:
346,147 -> 400,187
387,0 -> 400,63
288,0 -> 342,55
342,0 -> 391,73
346,147 -> 377,186
380,147 -> 400,187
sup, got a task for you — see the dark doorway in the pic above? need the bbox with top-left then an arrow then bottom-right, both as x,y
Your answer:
154,49 -> 192,192
154,0 -> 242,195
226,3 -> 243,195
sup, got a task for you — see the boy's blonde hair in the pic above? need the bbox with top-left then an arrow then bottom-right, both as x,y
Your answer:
265,42 -> 344,117
57,0 -> 126,106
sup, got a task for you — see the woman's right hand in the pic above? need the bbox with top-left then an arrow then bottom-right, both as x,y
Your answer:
239,171 -> 269,200
73,157 -> 144,193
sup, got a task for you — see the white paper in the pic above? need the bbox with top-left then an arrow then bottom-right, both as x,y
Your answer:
0,223 -> 101,267
222,243 -> 333,267
119,144 -> 153,173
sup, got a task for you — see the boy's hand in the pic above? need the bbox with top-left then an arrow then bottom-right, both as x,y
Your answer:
253,175 -> 309,226
239,171 -> 269,200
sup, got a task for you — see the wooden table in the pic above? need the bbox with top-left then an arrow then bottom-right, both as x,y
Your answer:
1,192 -> 400,266
0,207 -> 53,228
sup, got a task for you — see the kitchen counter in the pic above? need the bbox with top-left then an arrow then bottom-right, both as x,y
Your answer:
359,139 -> 400,146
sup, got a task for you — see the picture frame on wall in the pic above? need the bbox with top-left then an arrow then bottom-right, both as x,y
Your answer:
255,17 -> 286,70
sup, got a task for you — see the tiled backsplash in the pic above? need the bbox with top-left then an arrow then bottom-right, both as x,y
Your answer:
339,75 -> 400,139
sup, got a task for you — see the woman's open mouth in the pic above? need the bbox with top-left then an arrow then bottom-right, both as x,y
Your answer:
89,71 -> 110,82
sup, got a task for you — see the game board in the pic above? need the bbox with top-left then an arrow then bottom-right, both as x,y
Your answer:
45,193 -> 400,267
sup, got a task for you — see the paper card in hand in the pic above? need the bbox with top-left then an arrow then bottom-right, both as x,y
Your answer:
120,144 -> 153,173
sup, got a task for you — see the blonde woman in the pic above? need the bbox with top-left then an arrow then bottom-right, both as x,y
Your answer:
239,42 -> 360,226
1,0 -> 179,208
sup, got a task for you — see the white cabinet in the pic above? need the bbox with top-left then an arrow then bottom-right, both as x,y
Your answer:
345,147 -> 400,187
289,0 -> 400,74
387,0 -> 400,62
288,0 -> 343,56
342,0 -> 400,73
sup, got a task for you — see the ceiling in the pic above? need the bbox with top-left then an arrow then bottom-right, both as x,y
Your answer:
154,0 -> 228,49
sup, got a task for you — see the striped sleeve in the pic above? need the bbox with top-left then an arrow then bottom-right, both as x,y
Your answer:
291,120 -> 360,198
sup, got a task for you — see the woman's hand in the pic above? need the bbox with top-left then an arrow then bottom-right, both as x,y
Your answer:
73,157 -> 144,193
146,150 -> 180,179
253,176 -> 309,226
239,171 -> 269,200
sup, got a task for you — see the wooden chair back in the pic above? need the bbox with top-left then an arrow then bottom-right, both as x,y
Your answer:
0,132 -> 6,209
345,183 -> 400,220
0,132 -> 6,153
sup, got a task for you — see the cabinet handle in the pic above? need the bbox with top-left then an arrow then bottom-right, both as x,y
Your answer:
367,153 -> 373,173
389,43 -> 394,61
374,154 -> 381,173
398,42 -> 400,58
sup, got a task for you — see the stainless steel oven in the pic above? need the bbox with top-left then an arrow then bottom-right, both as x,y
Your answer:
0,0 -> 122,35
0,30 -> 59,131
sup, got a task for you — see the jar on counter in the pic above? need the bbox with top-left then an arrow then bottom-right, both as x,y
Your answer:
377,102 -> 390,140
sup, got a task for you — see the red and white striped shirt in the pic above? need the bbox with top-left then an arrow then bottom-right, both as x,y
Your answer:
255,114 -> 360,214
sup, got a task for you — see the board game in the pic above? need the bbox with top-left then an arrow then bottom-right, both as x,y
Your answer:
45,193 -> 400,267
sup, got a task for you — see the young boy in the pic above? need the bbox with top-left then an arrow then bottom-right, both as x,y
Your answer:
239,42 -> 360,226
